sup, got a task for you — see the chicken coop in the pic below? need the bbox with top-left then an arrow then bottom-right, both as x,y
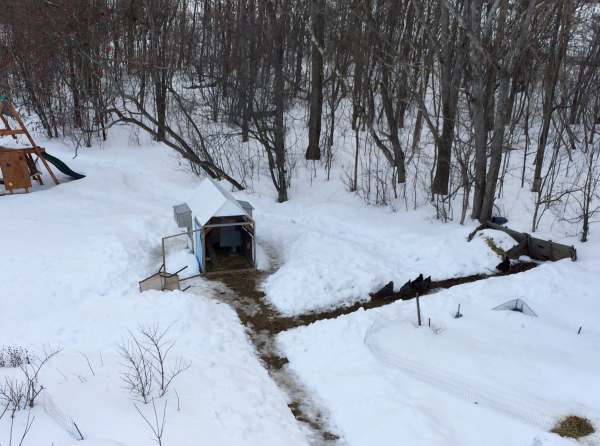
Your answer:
171,177 -> 256,275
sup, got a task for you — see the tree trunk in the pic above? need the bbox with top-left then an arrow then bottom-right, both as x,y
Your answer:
470,0 -> 488,220
274,19 -> 288,203
479,75 -> 511,222
532,1 -> 572,192
432,3 -> 465,195
380,65 -> 406,183
306,0 -> 325,160
155,80 -> 167,142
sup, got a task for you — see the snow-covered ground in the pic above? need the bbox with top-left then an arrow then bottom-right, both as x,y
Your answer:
277,254 -> 600,446
1,124 -> 599,445
0,132 -> 307,445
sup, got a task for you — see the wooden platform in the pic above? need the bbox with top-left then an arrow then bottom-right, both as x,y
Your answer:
0,146 -> 46,154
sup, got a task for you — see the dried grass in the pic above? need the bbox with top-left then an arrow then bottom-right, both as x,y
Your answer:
551,415 -> 595,439
480,234 -> 506,257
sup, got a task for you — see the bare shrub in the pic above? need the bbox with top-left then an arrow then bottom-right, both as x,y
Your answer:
0,346 -> 32,368
118,323 -> 191,403
118,337 -> 155,404
0,377 -> 26,414
0,344 -> 62,414
21,344 -> 63,409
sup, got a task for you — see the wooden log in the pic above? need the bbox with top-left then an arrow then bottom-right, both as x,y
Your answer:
467,223 -> 487,242
504,238 -> 529,260
467,220 -> 576,262
467,221 -> 526,243
484,221 -> 528,243
527,237 -> 575,262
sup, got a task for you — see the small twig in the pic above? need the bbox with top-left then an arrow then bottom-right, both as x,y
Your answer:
215,411 -> 225,428
55,368 -> 68,381
99,351 -> 104,366
430,323 -> 446,335
10,413 -> 15,442
69,372 -> 87,383
134,399 -> 167,446
17,412 -> 35,446
0,401 -> 9,421
174,389 -> 180,411
78,351 -> 95,376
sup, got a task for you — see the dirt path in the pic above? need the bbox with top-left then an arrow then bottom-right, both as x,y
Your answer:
200,249 -> 539,445
202,271 -> 345,445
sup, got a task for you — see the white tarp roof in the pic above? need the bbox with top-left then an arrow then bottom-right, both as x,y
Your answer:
186,177 -> 248,226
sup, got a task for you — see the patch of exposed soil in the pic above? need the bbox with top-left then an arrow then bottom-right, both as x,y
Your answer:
204,259 -> 539,445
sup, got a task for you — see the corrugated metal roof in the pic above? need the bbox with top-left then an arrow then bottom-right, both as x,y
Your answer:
186,177 -> 248,226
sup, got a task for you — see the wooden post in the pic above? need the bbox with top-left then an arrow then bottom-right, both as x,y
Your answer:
416,295 -> 422,326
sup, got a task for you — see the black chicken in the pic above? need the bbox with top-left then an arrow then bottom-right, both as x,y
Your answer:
398,280 -> 413,298
414,276 -> 431,294
375,281 -> 394,297
411,274 -> 424,289
496,257 -> 510,273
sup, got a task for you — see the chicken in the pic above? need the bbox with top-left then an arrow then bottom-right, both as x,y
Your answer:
398,280 -> 413,298
375,281 -> 394,297
411,274 -> 424,289
414,276 -> 431,294
496,257 -> 510,273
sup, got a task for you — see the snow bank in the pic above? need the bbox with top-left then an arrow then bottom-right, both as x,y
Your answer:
246,180 -> 516,315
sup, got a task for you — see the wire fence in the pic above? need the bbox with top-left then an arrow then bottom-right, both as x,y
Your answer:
364,303 -> 599,442
37,389 -> 84,440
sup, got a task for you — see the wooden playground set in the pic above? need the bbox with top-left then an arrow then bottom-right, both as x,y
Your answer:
0,96 -> 84,194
